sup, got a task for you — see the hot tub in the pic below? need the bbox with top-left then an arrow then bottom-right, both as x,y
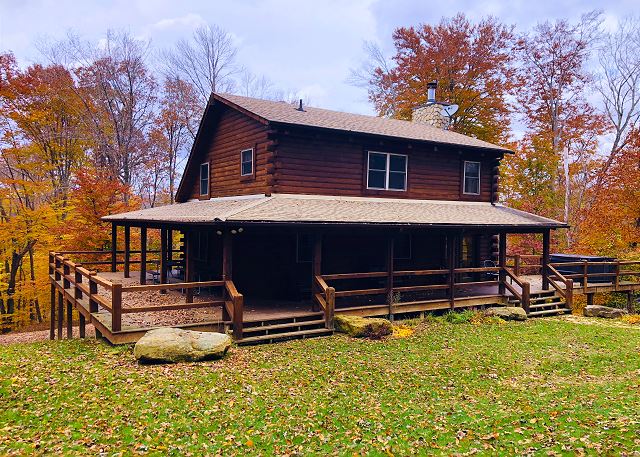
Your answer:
549,254 -> 616,284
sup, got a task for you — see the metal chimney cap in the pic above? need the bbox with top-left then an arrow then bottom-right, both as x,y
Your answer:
427,81 -> 437,103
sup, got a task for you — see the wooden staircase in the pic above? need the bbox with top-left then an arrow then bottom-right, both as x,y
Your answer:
509,290 -> 571,317
236,311 -> 333,345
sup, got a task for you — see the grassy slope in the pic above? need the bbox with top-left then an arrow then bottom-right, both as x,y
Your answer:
1,319 -> 639,456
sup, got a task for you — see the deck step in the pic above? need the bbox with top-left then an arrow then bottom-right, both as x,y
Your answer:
242,319 -> 326,334
528,308 -> 571,317
237,328 -> 333,345
528,301 -> 565,310
243,311 -> 324,327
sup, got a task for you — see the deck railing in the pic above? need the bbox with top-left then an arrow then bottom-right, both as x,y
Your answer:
313,275 -> 335,329
320,266 -> 502,313
49,251 -> 239,339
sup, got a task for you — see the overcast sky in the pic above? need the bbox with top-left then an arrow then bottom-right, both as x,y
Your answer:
0,0 -> 632,116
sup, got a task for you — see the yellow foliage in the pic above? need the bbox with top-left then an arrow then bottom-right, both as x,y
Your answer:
621,315 -> 640,325
392,324 -> 414,338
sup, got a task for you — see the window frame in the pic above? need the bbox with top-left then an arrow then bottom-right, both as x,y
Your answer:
463,160 -> 481,196
199,162 -> 210,197
366,151 -> 408,192
240,148 -> 254,177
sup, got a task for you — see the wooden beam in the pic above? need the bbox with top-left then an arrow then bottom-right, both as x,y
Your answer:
448,234 -> 456,309
49,284 -> 55,340
111,224 -> 117,272
66,297 -> 73,339
498,232 -> 507,295
140,227 -> 147,285
112,283 -> 122,332
185,230 -> 194,303
160,228 -> 168,294
124,225 -> 131,278
542,229 -> 550,290
386,234 -> 395,318
312,232 -> 322,311
57,291 -> 63,340
223,231 -> 232,280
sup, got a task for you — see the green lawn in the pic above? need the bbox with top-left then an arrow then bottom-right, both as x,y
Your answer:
1,318 -> 639,455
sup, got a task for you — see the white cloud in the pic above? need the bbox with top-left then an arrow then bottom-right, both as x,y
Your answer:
152,13 -> 206,30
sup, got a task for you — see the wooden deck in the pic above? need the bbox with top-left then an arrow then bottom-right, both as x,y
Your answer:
49,250 -> 640,345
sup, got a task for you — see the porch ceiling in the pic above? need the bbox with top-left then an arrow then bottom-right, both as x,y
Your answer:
102,194 -> 567,229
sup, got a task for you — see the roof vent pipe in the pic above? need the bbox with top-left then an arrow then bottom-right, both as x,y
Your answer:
427,81 -> 437,104
296,99 -> 304,111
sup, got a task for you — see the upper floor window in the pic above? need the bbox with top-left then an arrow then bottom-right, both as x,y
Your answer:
367,151 -> 407,191
199,162 -> 209,196
463,161 -> 480,195
241,148 -> 254,176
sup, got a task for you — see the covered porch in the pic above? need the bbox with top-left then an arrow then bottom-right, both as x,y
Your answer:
49,194 -> 578,344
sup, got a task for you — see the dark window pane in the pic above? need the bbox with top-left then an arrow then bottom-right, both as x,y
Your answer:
389,171 -> 406,190
241,161 -> 252,175
368,170 -> 386,189
369,153 -> 387,170
465,177 -> 480,194
465,161 -> 480,178
242,149 -> 252,162
200,164 -> 209,195
389,154 -> 406,172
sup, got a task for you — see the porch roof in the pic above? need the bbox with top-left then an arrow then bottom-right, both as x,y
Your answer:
102,194 -> 566,229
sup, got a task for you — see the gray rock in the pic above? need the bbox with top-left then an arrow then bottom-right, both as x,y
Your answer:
134,328 -> 232,363
583,305 -> 628,319
485,306 -> 528,321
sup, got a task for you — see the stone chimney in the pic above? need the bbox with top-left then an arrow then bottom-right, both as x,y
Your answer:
411,81 -> 450,129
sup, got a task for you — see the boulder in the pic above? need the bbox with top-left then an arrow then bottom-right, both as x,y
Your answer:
583,305 -> 627,319
134,328 -> 232,364
485,306 -> 528,321
334,315 -> 393,338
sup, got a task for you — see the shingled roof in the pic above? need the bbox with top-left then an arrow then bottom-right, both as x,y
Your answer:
103,194 -> 565,228
214,93 -> 511,153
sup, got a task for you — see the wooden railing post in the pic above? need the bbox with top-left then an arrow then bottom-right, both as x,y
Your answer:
75,268 -> 85,339
111,283 -> 122,332
565,279 -> 573,310
232,293 -> 243,340
63,261 -> 72,338
326,287 -> 335,330
88,272 -> 102,340
111,224 -> 117,272
514,255 -> 521,277
521,281 -> 530,313
582,260 -> 588,293
614,261 -> 620,290
498,233 -> 507,295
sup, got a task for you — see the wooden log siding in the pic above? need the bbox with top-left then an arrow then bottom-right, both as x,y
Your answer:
273,131 -> 498,201
186,107 -> 270,200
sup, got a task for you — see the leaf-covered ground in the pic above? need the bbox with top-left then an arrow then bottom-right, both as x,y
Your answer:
1,318 -> 639,455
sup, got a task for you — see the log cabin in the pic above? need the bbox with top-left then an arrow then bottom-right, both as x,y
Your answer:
48,90 -> 640,345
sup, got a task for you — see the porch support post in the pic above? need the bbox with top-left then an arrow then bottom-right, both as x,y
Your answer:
160,227 -> 168,294
312,233 -> 322,311
542,229 -> 551,291
167,229 -> 173,265
586,293 -> 594,307
627,291 -> 634,313
139,226 -> 147,285
49,283 -> 56,340
184,230 -> 194,303
222,231 -> 232,280
111,223 -> 117,272
123,225 -> 131,279
447,234 -> 456,309
57,291 -> 63,339
386,233 -> 395,319
498,232 -> 507,295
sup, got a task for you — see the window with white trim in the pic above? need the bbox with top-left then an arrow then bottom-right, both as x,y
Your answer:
463,161 -> 481,195
241,148 -> 254,176
199,162 -> 209,196
367,151 -> 407,191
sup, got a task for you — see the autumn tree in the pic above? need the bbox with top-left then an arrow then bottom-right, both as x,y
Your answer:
354,13 -> 516,144
508,12 -> 606,248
